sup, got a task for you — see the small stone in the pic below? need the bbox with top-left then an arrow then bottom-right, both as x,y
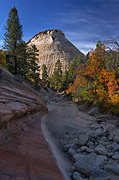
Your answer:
76,133 -> 89,146
90,124 -> 98,130
112,152 -> 119,160
113,135 -> 119,143
108,134 -> 113,141
105,144 -> 112,150
101,142 -> 109,147
88,107 -> 99,116
95,128 -> 103,136
68,148 -> 76,156
89,169 -> 111,180
85,147 -> 93,153
93,155 -> 107,170
73,154 -> 84,163
63,144 -> 72,152
111,142 -> 119,151
105,164 -> 119,175
87,141 -> 94,147
95,142 -> 99,146
69,166 -> 75,174
94,145 -> 108,155
80,146 -> 87,152
101,125 -> 108,132
88,132 -> 96,138
77,149 -> 81,153
72,171 -> 83,180
100,136 -> 107,142
107,152 -> 114,158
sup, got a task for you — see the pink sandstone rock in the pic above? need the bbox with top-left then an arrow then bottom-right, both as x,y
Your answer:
0,112 -> 66,180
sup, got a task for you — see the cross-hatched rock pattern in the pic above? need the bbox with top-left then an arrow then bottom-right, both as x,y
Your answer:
27,29 -> 84,77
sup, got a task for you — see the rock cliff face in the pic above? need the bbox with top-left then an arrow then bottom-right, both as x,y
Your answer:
27,29 -> 84,77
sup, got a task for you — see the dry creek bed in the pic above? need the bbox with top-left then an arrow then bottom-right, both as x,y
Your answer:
44,93 -> 119,180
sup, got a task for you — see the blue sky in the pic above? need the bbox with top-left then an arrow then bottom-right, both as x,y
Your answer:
0,0 -> 119,54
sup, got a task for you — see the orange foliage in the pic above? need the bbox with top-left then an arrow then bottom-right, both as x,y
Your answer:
67,45 -> 119,113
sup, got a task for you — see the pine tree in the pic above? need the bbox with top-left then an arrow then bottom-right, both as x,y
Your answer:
42,64 -> 49,89
3,6 -> 23,74
68,58 -> 78,84
42,64 -> 48,81
27,45 -> 40,83
68,56 -> 84,84
52,59 -> 62,88
95,40 -> 102,50
61,70 -> 69,91
17,41 -> 29,78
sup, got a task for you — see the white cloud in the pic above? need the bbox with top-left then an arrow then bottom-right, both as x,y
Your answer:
65,31 -> 100,41
73,41 -> 96,54
74,41 -> 96,49
63,30 -> 98,54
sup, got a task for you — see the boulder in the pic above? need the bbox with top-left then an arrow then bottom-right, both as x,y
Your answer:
113,135 -> 119,143
93,155 -> 107,170
89,169 -> 111,180
111,142 -> 119,151
105,164 -> 119,176
77,133 -> 89,146
85,147 -> 93,153
75,154 -> 96,177
73,154 -> 84,163
107,152 -> 114,158
72,172 -> 83,180
68,148 -> 76,156
94,145 -> 108,155
95,128 -> 104,136
112,152 -> 119,160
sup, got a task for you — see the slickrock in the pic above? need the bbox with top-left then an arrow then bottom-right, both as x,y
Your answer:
27,29 -> 84,77
0,65 -> 67,180
0,112 -> 66,180
0,84 -> 47,127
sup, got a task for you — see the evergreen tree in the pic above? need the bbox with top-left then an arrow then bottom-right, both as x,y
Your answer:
42,64 -> 48,81
52,59 -> 62,88
3,6 -> 23,74
27,45 -> 40,83
61,70 -> 69,91
95,40 -> 102,50
17,41 -> 29,78
42,64 -> 49,89
68,55 -> 84,84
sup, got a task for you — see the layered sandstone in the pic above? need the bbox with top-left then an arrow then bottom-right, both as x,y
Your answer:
0,65 -> 47,127
27,29 -> 84,77
0,66 -> 67,180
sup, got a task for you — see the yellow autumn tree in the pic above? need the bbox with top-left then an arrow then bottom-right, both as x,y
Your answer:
66,45 -> 119,113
